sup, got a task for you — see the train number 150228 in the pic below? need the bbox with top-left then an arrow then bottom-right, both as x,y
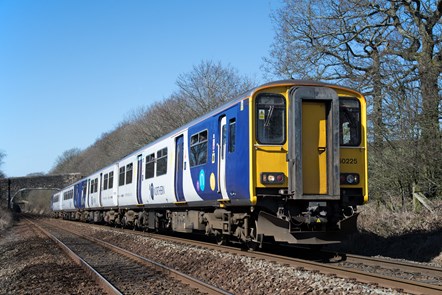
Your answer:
340,158 -> 358,164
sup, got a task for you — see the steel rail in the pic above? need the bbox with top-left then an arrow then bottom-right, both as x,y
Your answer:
40,219 -> 232,295
26,219 -> 122,295
251,251 -> 442,295
51,218 -> 442,295
113,226 -> 442,295
341,252 -> 442,278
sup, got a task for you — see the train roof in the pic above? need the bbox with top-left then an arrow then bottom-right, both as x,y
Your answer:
253,80 -> 364,96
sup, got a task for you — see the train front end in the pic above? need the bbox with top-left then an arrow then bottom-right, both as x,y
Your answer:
250,81 -> 367,244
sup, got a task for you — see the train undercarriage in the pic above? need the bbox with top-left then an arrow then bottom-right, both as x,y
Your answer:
58,197 -> 359,248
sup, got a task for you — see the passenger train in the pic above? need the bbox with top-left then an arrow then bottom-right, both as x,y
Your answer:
52,80 -> 368,247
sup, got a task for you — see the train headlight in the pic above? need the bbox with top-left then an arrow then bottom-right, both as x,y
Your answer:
261,172 -> 285,184
340,173 -> 360,185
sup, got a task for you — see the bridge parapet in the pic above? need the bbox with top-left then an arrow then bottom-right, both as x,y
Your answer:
0,173 -> 82,209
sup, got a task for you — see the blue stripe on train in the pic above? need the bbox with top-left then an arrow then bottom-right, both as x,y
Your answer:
187,99 -> 250,202
74,180 -> 87,209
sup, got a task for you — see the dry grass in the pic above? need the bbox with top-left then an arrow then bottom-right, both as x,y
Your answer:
358,199 -> 442,237
0,207 -> 13,231
331,198 -> 442,265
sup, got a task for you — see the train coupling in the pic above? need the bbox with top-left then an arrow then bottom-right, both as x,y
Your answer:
304,202 -> 328,224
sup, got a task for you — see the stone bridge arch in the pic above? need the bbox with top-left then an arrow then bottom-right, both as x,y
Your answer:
0,173 -> 82,212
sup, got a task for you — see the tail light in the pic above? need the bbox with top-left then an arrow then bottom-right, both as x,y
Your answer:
261,172 -> 285,184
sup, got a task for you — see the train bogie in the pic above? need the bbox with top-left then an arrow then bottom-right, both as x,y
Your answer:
171,211 -> 205,233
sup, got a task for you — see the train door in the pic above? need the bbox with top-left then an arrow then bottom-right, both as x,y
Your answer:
80,180 -> 87,208
73,184 -> 79,208
175,135 -> 185,202
288,87 -> 340,199
136,154 -> 143,204
74,180 -> 87,209
302,102 -> 327,194
218,116 -> 229,200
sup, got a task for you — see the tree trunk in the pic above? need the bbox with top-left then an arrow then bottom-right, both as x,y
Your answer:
372,49 -> 384,149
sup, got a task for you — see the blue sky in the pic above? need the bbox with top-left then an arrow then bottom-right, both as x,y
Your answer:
0,0 -> 282,177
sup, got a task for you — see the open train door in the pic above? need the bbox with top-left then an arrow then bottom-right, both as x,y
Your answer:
288,87 -> 340,200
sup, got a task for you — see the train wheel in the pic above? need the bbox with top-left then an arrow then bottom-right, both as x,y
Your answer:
214,232 -> 227,245
216,236 -> 227,245
245,240 -> 260,251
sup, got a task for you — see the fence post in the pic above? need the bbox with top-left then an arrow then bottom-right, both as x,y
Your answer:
412,183 -> 435,214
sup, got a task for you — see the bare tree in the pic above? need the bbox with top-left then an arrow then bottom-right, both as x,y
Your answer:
380,0 -> 442,197
0,151 -> 5,178
50,60 -> 255,177
129,96 -> 191,148
265,0 -> 398,148
50,148 -> 82,174
174,60 -> 255,115
266,0 -> 441,199
130,60 -> 255,147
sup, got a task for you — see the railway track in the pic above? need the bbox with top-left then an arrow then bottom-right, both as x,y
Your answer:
63,219 -> 442,295
38,218 -> 442,294
27,218 -> 231,295
337,252 -> 442,287
154,234 -> 442,295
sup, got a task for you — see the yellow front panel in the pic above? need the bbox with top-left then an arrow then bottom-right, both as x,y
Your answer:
340,147 -> 367,191
255,146 -> 288,186
251,87 -> 289,196
338,94 -> 369,203
302,102 -> 328,194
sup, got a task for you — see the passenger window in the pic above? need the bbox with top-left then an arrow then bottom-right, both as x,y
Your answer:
126,163 -> 133,184
339,99 -> 361,146
119,167 -> 125,186
108,171 -> 114,189
190,130 -> 208,166
93,178 -> 98,193
255,94 -> 286,144
90,179 -> 97,193
145,154 -> 155,179
156,148 -> 168,176
229,119 -> 236,153
103,173 -> 108,190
